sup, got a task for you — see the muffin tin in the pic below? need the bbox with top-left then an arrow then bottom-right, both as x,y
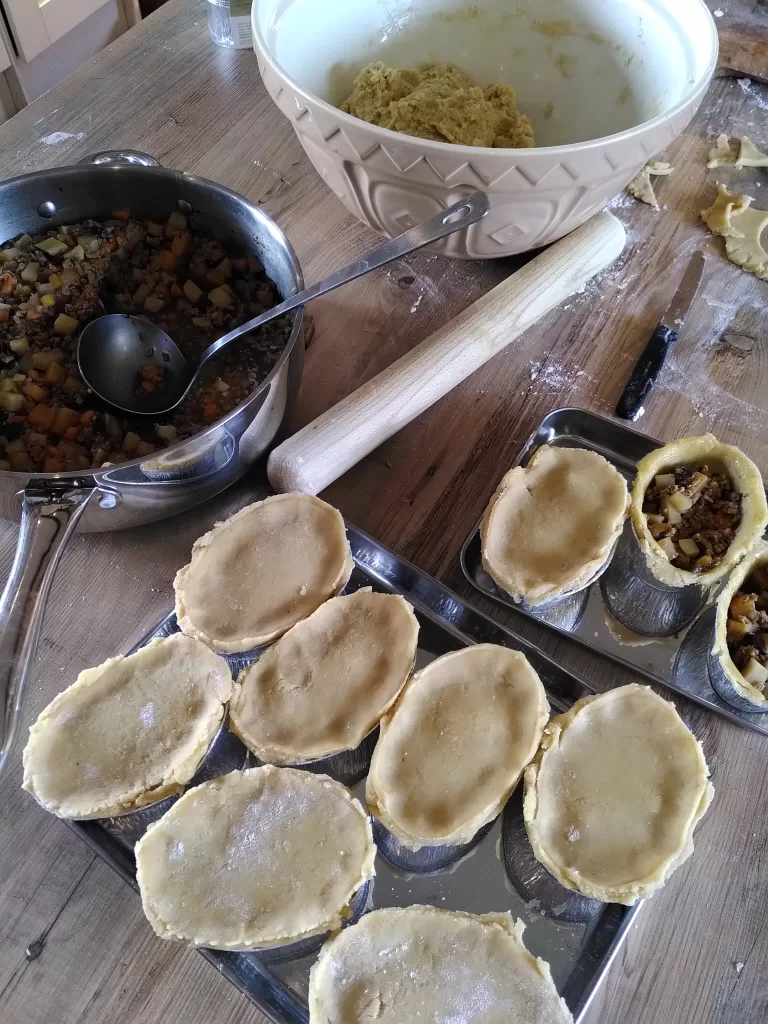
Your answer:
461,408 -> 768,735
68,523 -> 641,1024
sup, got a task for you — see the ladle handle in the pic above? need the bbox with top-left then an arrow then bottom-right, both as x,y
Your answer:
267,212 -> 626,496
0,487 -> 94,780
197,191 -> 490,369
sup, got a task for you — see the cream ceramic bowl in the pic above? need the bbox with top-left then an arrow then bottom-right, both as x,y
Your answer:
252,0 -> 717,258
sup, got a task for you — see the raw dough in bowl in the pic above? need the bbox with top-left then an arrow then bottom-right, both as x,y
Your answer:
174,493 -> 353,653
22,633 -> 232,819
630,434 -> 767,588
230,589 -> 419,764
135,766 -> 375,950
481,445 -> 629,605
366,644 -> 549,849
711,540 -> 768,708
308,905 -> 572,1024
523,684 -> 713,905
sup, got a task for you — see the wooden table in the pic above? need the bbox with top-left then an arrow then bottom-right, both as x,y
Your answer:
1,2 -> 767,1022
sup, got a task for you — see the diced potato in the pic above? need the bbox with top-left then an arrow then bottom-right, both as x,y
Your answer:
689,471 -> 708,494
40,293 -> 56,308
663,503 -> 682,525
678,538 -> 700,557
27,404 -> 56,430
44,361 -> 66,384
76,234 -> 96,249
9,337 -> 29,356
58,267 -> 80,287
67,245 -> 85,263
154,423 -> 178,441
183,279 -> 203,304
695,555 -> 714,571
649,521 -> 672,539
170,231 -> 191,257
727,618 -> 754,640
15,235 -> 34,251
146,222 -> 163,237
0,304 -> 9,324
654,473 -> 675,489
0,391 -> 25,412
123,431 -> 141,454
9,451 -> 32,471
27,432 -> 48,446
133,282 -> 151,305
0,248 -> 20,263
165,211 -> 187,235
207,258 -> 231,286
20,263 -> 40,284
32,349 -> 65,370
730,592 -> 757,619
37,237 -> 70,257
208,284 -> 236,308
51,407 -> 79,435
0,378 -> 17,392
0,460 -> 10,471
191,316 -> 211,328
53,313 -> 79,335
158,249 -> 179,272
213,377 -> 229,393
5,438 -> 26,453
646,513 -> 665,524
742,658 -> 768,688
22,382 -> 47,402
659,537 -> 677,560
143,294 -> 165,313
62,376 -> 85,395
35,283 -> 54,297
667,491 -> 693,514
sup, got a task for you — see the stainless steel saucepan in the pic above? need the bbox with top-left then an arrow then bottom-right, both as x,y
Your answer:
0,151 -> 306,777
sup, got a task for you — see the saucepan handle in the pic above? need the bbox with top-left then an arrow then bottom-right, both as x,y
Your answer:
0,486 -> 95,780
77,151 -> 160,167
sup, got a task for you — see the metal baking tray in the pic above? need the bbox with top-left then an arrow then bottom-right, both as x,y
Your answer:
461,407 -> 768,736
68,523 -> 641,1024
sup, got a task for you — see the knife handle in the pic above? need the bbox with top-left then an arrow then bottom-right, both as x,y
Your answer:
615,324 -> 678,421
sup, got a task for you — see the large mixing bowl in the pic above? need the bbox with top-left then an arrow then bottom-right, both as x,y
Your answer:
253,0 -> 718,258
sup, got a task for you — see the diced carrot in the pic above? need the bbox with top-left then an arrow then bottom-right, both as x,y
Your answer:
63,426 -> 78,441
79,409 -> 96,426
44,361 -> 66,384
170,231 -> 191,257
158,249 -> 179,272
26,309 -> 41,320
111,209 -> 130,220
0,272 -> 16,295
46,445 -> 63,457
27,368 -> 40,381
44,455 -> 65,473
51,406 -> 79,434
203,401 -> 218,421
170,282 -> 183,298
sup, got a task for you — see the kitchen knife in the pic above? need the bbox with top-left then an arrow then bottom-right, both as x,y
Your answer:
615,251 -> 705,421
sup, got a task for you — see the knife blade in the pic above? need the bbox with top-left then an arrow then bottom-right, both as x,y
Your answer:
616,251 -> 705,421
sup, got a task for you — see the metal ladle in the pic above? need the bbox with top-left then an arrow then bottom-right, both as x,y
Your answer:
77,192 -> 489,417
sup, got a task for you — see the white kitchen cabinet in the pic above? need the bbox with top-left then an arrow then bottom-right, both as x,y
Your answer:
2,0 -> 117,63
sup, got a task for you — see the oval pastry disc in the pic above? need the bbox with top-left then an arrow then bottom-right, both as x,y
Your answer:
22,634 -> 232,819
481,445 -> 629,605
135,766 -> 375,950
631,433 -> 768,588
174,493 -> 353,653
366,644 -> 549,849
308,906 -> 572,1024
523,684 -> 713,905
230,590 -> 419,763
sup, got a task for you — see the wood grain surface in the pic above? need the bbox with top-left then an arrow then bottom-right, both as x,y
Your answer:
1,2 -> 767,1023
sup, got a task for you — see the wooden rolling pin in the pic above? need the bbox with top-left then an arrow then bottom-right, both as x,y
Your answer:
267,211 -> 625,495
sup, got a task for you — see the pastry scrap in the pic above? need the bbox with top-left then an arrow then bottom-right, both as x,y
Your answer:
135,766 -> 375,950
340,62 -> 535,148
481,445 -> 629,605
22,634 -> 232,819
625,159 -> 674,209
701,184 -> 768,282
308,906 -> 572,1024
366,644 -> 549,850
706,134 -> 768,169
523,684 -> 714,905
711,540 -> 768,708
631,434 -> 768,587
174,493 -> 353,653
230,589 -> 419,764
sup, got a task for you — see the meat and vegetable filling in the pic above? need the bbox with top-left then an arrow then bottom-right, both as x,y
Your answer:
0,212 -> 291,472
726,564 -> 768,691
642,463 -> 743,572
